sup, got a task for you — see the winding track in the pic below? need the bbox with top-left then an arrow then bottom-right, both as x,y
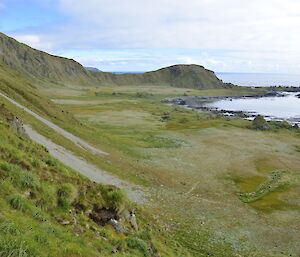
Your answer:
0,92 -> 107,156
0,92 -> 145,203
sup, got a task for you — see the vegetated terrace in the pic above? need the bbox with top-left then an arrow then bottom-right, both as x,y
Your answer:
39,84 -> 300,257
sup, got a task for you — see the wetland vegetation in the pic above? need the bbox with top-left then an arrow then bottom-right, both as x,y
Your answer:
43,84 -> 300,256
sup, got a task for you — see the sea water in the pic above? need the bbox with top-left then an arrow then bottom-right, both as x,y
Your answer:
216,72 -> 300,87
205,92 -> 300,123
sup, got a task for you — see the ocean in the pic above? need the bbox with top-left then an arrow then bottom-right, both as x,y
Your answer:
205,92 -> 300,124
216,73 -> 300,87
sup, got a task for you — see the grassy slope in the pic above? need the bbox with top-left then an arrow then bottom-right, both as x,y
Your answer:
0,33 -> 95,87
94,64 -> 229,89
0,93 -> 187,257
0,59 -> 189,256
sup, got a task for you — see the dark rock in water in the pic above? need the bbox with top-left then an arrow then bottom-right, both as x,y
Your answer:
176,98 -> 186,105
163,91 -> 299,126
163,98 -> 186,105
263,91 -> 279,97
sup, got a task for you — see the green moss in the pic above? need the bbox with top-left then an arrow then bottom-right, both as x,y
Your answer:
236,171 -> 300,211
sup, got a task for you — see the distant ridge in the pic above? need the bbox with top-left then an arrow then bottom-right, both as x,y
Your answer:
85,67 -> 102,72
0,32 -> 229,89
94,64 -> 228,89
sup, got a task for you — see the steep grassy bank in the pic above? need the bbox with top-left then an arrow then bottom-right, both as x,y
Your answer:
0,102 -> 186,257
0,33 -> 95,87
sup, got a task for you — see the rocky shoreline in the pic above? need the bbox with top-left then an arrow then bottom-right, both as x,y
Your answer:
163,90 -> 300,124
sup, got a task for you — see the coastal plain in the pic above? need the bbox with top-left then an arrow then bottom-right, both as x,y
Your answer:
43,85 -> 300,256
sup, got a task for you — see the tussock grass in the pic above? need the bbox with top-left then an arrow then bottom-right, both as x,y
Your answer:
9,195 -> 27,211
0,239 -> 28,257
57,183 -> 76,209
126,236 -> 150,257
0,219 -> 20,236
0,105 -> 179,257
36,184 -> 57,210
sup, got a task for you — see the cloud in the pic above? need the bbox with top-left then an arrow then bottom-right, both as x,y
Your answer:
5,0 -> 300,72
13,34 -> 54,51
55,0 -> 300,51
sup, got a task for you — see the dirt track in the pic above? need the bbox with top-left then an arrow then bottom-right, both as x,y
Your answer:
0,91 -> 107,156
0,92 -> 145,203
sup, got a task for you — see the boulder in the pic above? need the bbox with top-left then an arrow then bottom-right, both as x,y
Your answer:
108,219 -> 127,233
8,116 -> 28,138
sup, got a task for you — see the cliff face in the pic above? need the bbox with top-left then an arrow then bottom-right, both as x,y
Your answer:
0,33 -> 95,86
0,32 -> 227,89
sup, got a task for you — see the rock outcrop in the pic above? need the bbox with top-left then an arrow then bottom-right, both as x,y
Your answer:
0,103 -> 28,137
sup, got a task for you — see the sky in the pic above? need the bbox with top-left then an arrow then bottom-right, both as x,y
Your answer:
1,0 -> 300,73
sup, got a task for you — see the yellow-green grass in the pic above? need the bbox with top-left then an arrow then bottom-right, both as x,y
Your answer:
41,84 -> 268,100
33,85 -> 300,256
0,103 -> 187,257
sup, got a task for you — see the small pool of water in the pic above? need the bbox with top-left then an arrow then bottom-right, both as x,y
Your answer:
205,92 -> 300,123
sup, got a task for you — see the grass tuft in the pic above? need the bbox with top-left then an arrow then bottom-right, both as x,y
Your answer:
9,194 -> 27,211
57,183 -> 76,209
126,237 -> 150,257
0,219 -> 20,236
0,239 -> 29,257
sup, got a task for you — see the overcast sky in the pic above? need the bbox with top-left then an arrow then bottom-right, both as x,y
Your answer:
1,0 -> 300,73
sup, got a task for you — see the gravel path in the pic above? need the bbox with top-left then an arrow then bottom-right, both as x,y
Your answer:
0,92 -> 145,203
0,92 -> 107,156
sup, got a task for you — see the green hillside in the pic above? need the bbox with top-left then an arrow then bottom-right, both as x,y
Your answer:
0,32 -> 228,89
0,33 -> 96,87
0,104 -> 184,257
0,47 -> 188,257
95,64 -> 227,89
